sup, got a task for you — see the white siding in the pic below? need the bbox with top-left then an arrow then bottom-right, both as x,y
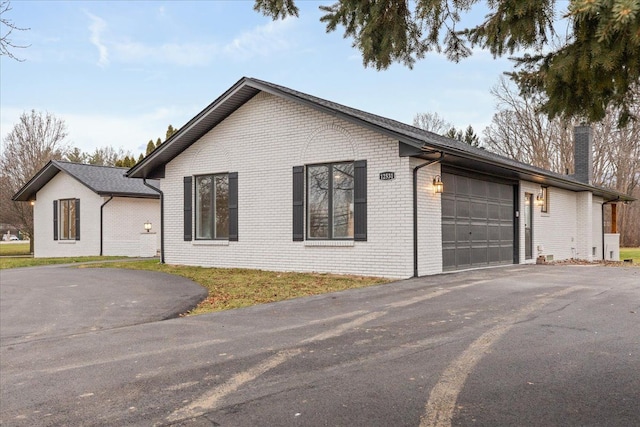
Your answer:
34,172 -> 102,257
102,197 -> 161,256
163,92 -> 422,278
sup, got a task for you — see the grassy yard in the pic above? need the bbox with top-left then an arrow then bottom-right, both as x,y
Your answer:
0,255 -> 125,269
0,242 -> 30,256
81,259 -> 389,315
620,247 -> 640,264
4,249 -> 636,317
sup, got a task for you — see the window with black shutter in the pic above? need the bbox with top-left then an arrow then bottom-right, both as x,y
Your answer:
293,161 -> 367,241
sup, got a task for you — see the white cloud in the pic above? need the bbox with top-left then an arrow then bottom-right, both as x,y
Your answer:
112,40 -> 220,67
97,18 -> 296,66
87,12 -> 109,67
223,17 -> 295,60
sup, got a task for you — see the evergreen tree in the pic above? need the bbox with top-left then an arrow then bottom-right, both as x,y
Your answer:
138,153 -> 144,163
462,125 -> 480,147
166,124 -> 177,140
156,137 -> 161,148
146,140 -> 155,155
66,147 -> 86,163
255,0 -> 640,124
444,126 -> 480,147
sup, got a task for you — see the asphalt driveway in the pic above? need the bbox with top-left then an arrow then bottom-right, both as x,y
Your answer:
0,264 -> 207,345
1,264 -> 638,426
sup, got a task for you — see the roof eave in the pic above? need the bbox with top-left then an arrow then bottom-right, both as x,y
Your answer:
11,160 -> 59,201
127,77 -> 258,178
96,192 -> 160,199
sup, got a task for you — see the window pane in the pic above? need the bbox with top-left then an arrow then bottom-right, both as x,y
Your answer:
196,176 -> 212,239
308,165 -> 329,238
69,200 -> 76,239
215,175 -> 229,239
61,200 -> 69,240
332,163 -> 354,238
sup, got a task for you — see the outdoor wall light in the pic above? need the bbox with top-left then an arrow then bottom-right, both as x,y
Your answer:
30,200 -> 35,206
535,191 -> 545,206
144,221 -> 152,232
433,175 -> 444,194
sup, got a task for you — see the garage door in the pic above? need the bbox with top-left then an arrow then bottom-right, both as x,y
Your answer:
441,172 -> 515,271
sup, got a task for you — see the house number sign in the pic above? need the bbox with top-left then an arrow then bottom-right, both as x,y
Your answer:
379,172 -> 395,180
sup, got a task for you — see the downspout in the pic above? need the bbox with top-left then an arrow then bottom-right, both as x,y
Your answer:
601,196 -> 620,260
144,179 -> 164,263
100,196 -> 113,256
413,152 -> 444,277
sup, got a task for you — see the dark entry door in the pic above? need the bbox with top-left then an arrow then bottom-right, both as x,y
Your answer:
442,172 -> 515,271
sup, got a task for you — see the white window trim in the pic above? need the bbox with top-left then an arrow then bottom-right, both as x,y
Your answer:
304,240 -> 354,247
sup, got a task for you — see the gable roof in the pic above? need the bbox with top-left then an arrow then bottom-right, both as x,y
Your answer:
126,76 -> 633,202
12,160 -> 160,202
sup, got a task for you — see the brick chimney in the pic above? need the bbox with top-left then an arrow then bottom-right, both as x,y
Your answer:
574,125 -> 592,184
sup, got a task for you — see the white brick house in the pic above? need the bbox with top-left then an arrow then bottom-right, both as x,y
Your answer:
13,161 -> 161,258
126,77 -> 633,278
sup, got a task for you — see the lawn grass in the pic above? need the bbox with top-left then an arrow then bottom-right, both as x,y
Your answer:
0,242 -> 30,256
82,259 -> 390,315
0,256 -> 125,270
620,247 -> 640,264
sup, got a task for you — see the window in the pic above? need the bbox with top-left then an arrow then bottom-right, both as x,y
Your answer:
54,199 -> 80,241
541,187 -> 549,213
307,162 -> 355,239
195,174 -> 229,240
293,161 -> 366,242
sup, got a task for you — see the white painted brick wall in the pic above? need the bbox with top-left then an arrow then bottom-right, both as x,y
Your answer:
139,232 -> 158,257
34,172 -> 102,257
163,92 -> 420,278
415,159 -> 442,276
103,197 -> 161,256
520,182 -> 595,263
575,191 -> 593,261
33,172 -> 161,258
592,197 -> 603,260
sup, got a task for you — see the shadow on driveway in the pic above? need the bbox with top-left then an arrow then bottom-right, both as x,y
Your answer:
0,265 -> 207,345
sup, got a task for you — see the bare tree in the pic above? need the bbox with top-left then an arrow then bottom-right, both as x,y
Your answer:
484,78 -> 640,246
0,0 -> 29,61
413,112 -> 454,135
0,110 -> 69,252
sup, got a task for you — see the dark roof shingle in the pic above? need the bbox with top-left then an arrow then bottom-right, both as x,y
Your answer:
13,160 -> 160,201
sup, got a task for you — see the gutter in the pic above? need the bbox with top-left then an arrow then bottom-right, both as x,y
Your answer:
144,179 -> 164,263
100,196 -> 113,256
413,152 -> 445,277
601,196 -> 620,260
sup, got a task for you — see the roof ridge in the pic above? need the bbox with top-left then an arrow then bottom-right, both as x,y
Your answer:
56,160 -> 129,170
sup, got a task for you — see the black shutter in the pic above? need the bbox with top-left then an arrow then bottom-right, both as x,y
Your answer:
183,176 -> 192,241
293,166 -> 304,241
53,200 -> 58,241
354,160 -> 367,241
228,172 -> 238,241
75,199 -> 81,240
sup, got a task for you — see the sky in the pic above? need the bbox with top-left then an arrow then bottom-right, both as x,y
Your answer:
1,1 -> 524,157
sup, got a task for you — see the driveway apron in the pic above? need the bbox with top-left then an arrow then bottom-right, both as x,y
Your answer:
0,265 -> 207,345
